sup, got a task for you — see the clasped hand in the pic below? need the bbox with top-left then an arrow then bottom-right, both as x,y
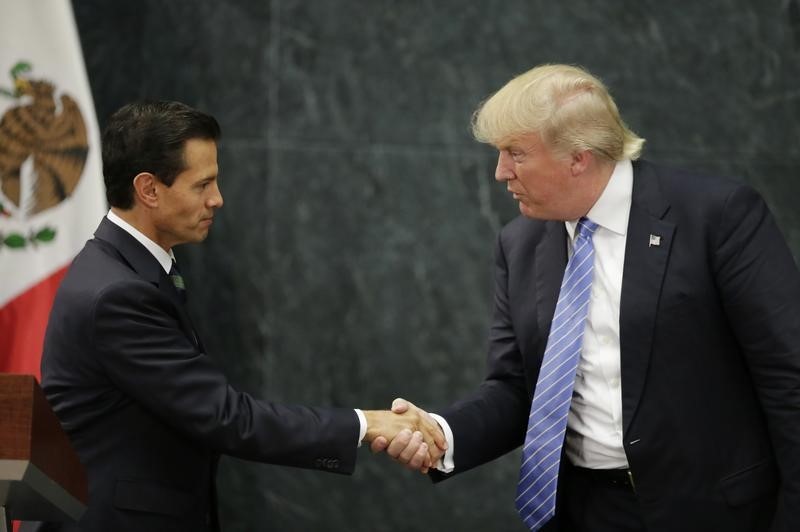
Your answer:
363,398 -> 446,474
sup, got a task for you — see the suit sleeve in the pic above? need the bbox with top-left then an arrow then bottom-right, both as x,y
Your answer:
90,281 -> 360,474
713,184 -> 800,531
436,231 -> 531,478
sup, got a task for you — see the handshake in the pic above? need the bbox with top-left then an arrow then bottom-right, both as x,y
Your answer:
362,398 -> 447,474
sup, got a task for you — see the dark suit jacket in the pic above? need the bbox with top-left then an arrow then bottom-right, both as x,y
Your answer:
36,218 -> 359,532
438,160 -> 800,531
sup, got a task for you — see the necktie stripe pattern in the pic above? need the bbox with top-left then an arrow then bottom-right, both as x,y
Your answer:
516,217 -> 598,531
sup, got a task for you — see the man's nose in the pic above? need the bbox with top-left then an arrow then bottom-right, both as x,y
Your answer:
209,183 -> 224,208
495,152 -> 513,182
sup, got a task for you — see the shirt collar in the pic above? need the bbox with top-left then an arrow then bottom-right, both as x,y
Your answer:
565,159 -> 633,240
106,209 -> 175,273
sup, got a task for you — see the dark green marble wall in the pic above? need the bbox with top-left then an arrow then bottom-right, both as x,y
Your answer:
72,1 -> 800,530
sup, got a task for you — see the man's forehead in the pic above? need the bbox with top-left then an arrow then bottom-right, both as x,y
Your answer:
496,132 -> 541,150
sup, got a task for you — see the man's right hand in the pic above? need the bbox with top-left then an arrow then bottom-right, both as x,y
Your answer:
363,398 -> 446,474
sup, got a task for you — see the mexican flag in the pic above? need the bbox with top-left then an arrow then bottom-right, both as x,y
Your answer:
0,1 -> 106,381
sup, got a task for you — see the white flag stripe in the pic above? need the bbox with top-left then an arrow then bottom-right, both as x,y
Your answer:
0,1 -> 106,306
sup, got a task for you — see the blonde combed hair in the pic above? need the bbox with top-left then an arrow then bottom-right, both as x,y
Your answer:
472,64 -> 645,161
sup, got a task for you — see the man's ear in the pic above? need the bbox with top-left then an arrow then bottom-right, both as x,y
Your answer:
132,172 -> 158,208
570,150 -> 592,176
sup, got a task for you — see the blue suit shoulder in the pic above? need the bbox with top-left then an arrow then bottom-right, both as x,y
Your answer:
635,159 -> 762,209
60,237 -> 149,296
497,214 -> 551,251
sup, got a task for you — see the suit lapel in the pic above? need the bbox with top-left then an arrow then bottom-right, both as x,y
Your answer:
94,217 -> 202,349
619,161 -> 675,437
156,265 -> 202,350
534,221 -> 568,363
95,217 -> 162,285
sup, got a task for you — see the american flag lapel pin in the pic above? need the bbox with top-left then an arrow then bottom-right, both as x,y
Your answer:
649,234 -> 661,247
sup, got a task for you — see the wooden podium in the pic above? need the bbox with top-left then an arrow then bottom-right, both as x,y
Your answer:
0,374 -> 87,531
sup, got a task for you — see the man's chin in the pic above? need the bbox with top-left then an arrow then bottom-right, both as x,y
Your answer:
519,202 -> 538,219
518,202 -> 555,221
189,230 -> 210,243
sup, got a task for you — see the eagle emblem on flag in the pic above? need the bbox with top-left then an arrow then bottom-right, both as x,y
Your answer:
0,61 -> 90,249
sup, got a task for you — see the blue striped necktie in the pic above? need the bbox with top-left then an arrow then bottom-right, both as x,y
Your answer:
516,217 -> 599,531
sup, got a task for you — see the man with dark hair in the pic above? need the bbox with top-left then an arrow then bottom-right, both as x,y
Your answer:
101,101 -> 222,208
34,101 -> 445,532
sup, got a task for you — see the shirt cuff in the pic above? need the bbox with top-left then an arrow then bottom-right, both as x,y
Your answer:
355,409 -> 367,447
429,413 -> 455,473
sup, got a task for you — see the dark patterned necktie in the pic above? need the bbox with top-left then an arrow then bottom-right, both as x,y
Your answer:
169,259 -> 187,303
516,217 -> 598,530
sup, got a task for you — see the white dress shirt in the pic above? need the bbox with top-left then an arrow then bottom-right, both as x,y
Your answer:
107,209 -> 174,273
563,160 -> 632,468
435,159 -> 634,472
106,209 -> 369,446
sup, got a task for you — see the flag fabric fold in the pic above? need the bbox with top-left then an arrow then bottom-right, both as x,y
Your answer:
0,0 -> 106,381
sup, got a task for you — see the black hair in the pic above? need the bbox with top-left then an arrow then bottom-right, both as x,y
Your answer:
102,101 -> 221,208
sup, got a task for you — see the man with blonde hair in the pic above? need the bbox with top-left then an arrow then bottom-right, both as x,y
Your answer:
378,64 -> 800,531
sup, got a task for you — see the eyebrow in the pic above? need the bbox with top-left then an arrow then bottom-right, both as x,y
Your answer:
498,137 -> 527,151
504,143 -> 526,153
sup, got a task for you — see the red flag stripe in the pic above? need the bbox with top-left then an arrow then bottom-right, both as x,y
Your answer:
0,265 -> 69,381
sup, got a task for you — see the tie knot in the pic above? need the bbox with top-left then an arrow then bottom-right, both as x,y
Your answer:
169,260 -> 186,291
576,217 -> 598,240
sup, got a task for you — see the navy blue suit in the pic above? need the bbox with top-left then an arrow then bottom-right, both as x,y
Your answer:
36,218 -> 359,531
438,160 -> 800,531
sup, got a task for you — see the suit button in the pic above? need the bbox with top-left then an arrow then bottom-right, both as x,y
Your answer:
317,458 -> 337,469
